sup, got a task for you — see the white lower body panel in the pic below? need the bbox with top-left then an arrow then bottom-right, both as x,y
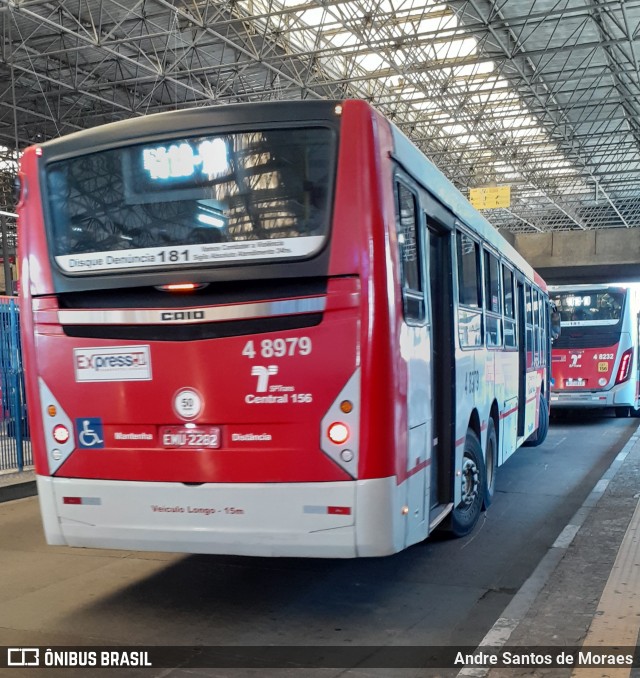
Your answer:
551,381 -> 637,409
36,474 -> 409,558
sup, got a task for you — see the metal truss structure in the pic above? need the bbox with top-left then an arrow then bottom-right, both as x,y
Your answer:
1,0 -> 640,234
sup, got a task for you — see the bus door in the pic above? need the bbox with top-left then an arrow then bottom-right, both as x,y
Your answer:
396,179 -> 432,546
637,312 -> 640,407
516,277 -> 527,436
428,222 -> 454,520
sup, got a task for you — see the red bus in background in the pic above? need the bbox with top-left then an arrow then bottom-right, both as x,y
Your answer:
550,285 -> 640,417
18,100 -> 550,558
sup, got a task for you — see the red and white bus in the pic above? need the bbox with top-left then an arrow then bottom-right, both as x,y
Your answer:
550,284 -> 640,417
18,100 -> 550,558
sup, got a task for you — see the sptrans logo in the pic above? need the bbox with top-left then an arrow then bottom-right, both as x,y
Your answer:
251,365 -> 278,392
74,345 -> 152,382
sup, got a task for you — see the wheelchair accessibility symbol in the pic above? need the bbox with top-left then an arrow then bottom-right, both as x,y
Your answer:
75,418 -> 105,449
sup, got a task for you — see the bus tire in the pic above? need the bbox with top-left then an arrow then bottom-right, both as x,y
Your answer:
615,406 -> 630,418
524,394 -> 549,447
449,429 -> 484,537
483,418 -> 497,510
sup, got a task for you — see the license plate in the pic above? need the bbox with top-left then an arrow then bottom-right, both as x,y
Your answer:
160,426 -> 221,449
565,378 -> 585,387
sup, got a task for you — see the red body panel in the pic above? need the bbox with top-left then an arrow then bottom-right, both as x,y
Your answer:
332,103 -> 399,482
552,345 -> 619,391
34,284 -> 359,483
18,148 -> 54,478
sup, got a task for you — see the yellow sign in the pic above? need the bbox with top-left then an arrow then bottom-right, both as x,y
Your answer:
598,362 -> 609,372
469,186 -> 511,209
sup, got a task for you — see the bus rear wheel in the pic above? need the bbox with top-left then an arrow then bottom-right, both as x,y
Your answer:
483,418 -> 497,510
449,429 -> 484,537
524,394 -> 549,447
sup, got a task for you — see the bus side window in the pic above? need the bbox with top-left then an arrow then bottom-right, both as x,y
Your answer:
484,250 -> 502,348
503,265 -> 517,349
395,183 -> 425,324
456,231 -> 482,348
525,284 -> 534,369
550,305 -> 561,341
536,290 -> 545,366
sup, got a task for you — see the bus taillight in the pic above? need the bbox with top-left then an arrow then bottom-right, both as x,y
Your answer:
328,422 -> 350,445
616,348 -> 633,384
52,424 -> 70,444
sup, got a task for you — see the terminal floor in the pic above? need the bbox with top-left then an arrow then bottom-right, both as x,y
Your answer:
0,418 -> 639,678
472,419 -> 640,678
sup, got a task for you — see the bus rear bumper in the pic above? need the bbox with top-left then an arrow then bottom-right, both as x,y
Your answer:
36,475 -> 403,558
550,384 -> 636,409
550,391 -> 614,408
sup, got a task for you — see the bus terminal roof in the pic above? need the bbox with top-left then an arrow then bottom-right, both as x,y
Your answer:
1,0 -> 640,236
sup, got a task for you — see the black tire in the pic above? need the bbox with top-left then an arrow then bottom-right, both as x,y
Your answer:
448,429 -> 484,537
615,406 -> 630,418
483,418 -> 497,510
524,394 -> 549,447
632,406 -> 640,418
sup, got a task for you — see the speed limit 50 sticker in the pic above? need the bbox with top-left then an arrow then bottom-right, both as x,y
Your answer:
173,388 -> 203,420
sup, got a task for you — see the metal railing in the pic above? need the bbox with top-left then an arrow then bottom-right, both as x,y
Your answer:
0,211 -> 17,296
0,296 -> 31,472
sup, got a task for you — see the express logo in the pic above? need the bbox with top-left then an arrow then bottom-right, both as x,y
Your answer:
76,353 -> 147,370
74,346 -> 152,382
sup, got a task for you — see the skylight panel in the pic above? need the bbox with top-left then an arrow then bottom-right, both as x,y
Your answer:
443,124 -> 468,135
377,0 -> 395,12
400,87 -> 422,100
454,62 -> 495,78
494,161 -> 517,172
501,114 -> 531,128
412,14 -> 459,35
357,53 -> 387,72
325,30 -> 358,48
509,128 -> 546,139
298,7 -> 326,24
432,37 -> 477,61
413,100 -> 438,111
546,167 -> 579,175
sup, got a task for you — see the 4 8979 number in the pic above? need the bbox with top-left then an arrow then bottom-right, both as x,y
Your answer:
464,370 -> 480,395
242,337 -> 312,358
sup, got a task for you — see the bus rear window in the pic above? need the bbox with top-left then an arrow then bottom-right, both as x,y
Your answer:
45,127 -> 335,274
551,290 -> 624,325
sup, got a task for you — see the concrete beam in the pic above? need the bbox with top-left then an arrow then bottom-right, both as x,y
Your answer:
510,229 -> 640,284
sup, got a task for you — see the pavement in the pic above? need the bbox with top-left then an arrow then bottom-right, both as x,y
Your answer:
459,421 -> 640,678
2,424 -> 640,677
0,467 -> 36,503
